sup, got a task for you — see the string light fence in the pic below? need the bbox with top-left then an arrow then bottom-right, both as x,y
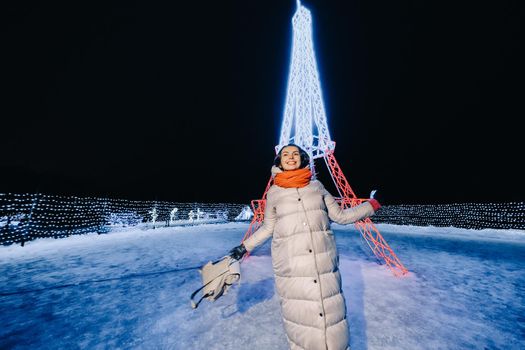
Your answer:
0,193 -> 252,246
371,202 -> 525,230
1,193 -> 523,247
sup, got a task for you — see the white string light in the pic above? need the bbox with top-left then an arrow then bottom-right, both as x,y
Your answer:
278,2 -> 335,163
371,202 -> 525,230
1,192 -> 523,246
0,193 -> 250,246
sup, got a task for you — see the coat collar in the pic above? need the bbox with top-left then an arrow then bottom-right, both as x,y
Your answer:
271,165 -> 283,178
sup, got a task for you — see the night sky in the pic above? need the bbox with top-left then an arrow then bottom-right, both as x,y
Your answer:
2,0 -> 523,205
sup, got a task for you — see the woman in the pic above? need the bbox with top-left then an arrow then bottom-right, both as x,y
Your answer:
229,144 -> 381,350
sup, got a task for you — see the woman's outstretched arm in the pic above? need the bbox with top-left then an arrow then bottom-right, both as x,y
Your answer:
320,182 -> 380,225
241,194 -> 277,252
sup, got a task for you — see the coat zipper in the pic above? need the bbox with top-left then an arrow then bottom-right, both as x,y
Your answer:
297,188 -> 329,350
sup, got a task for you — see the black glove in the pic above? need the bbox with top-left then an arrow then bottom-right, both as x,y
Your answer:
229,244 -> 247,261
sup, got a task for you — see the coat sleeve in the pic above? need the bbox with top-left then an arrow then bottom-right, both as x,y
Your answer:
320,183 -> 376,225
242,192 -> 277,252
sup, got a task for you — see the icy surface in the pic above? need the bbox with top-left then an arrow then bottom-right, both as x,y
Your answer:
1,223 -> 524,349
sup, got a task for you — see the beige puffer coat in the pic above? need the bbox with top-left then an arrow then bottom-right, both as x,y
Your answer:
243,166 -> 376,350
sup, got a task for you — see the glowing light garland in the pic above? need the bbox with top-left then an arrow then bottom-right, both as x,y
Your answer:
371,202 -> 525,230
0,193 -> 249,246
0,192 -> 523,246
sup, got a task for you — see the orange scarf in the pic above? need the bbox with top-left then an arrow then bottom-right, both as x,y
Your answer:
274,168 -> 312,188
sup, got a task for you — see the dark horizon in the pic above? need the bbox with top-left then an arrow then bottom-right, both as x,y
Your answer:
2,0 -> 524,205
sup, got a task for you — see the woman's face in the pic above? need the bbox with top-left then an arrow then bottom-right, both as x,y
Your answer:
280,146 -> 301,171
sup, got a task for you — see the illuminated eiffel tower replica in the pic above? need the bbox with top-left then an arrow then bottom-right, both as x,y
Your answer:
242,0 -> 408,276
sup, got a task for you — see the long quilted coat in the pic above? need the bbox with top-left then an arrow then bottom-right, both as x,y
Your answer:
243,166 -> 376,350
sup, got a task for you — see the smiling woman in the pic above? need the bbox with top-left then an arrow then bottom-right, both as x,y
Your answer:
228,143 -> 382,350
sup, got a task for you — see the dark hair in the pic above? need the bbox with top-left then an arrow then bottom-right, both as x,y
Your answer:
274,143 -> 310,169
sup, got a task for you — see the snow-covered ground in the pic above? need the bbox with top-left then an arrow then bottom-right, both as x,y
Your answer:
0,222 -> 524,349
